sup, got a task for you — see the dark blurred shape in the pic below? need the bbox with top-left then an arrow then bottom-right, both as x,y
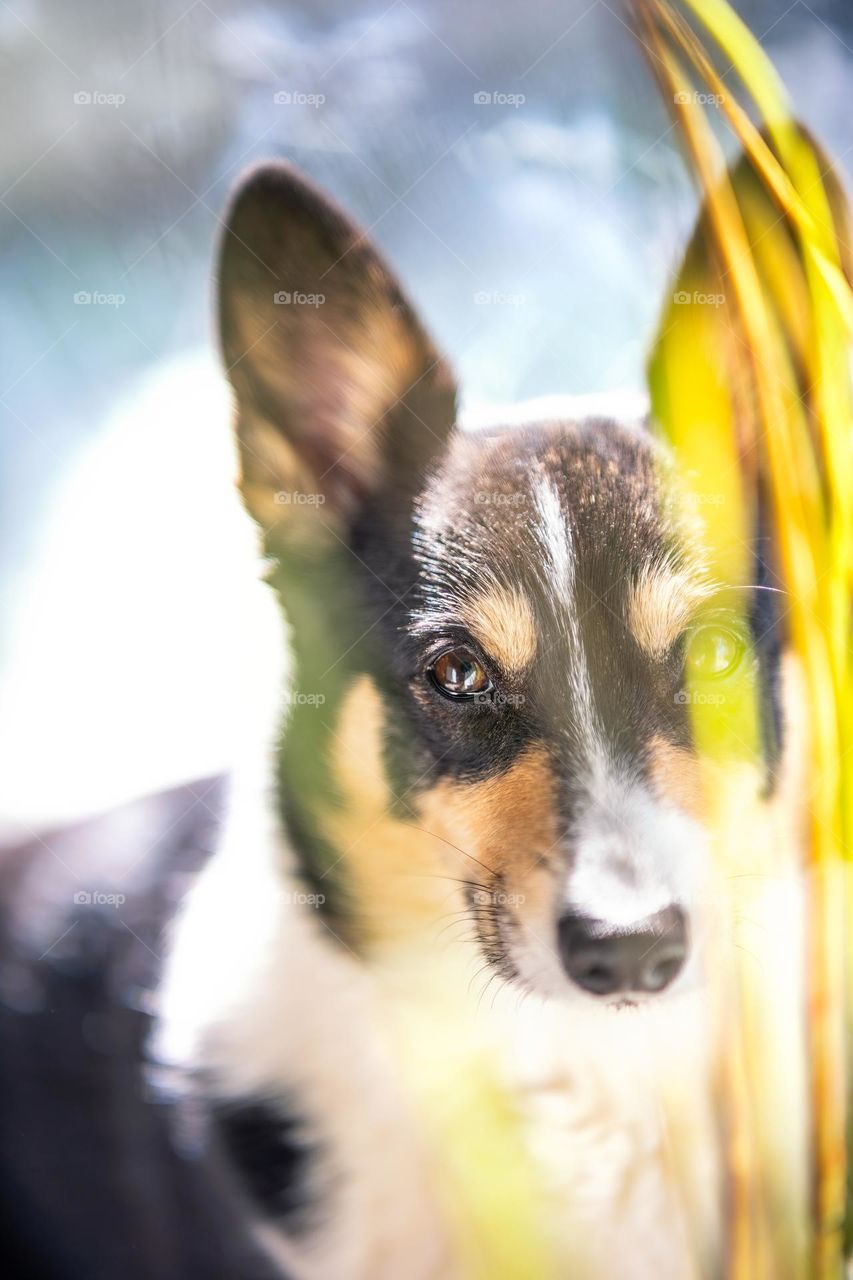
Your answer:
0,777 -> 285,1280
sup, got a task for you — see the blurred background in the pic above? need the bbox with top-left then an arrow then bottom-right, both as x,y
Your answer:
2,0 -> 852,836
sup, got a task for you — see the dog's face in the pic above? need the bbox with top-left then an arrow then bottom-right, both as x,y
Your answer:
218,165 -> 784,1005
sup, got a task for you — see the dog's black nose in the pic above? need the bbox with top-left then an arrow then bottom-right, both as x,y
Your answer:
557,905 -> 688,996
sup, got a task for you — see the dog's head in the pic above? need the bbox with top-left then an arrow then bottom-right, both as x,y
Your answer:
218,164 -> 786,1005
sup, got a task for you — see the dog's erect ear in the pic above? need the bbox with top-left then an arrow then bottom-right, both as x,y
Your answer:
218,163 -> 457,538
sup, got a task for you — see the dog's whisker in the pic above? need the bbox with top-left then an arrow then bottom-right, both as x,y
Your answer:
476,970 -> 505,1016
731,913 -> 770,935
434,913 -> 477,942
725,871 -> 785,882
402,872 -> 492,892
440,930 -> 481,951
402,823 -> 500,879
733,942 -> 766,974
489,978 -> 510,1013
466,959 -> 496,999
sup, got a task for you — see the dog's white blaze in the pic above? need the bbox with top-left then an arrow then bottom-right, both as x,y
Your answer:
533,476 -> 574,598
533,476 -> 604,766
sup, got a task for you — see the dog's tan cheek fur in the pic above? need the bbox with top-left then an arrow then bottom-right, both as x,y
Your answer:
321,675 -> 452,945
426,746 -> 558,877
414,745 -> 563,953
647,737 -> 705,821
323,676 -> 562,949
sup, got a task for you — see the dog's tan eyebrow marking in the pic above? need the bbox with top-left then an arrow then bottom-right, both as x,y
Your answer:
628,563 -> 715,657
458,585 -> 538,671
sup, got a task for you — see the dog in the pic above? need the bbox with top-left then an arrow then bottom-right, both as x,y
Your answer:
155,160 -> 801,1279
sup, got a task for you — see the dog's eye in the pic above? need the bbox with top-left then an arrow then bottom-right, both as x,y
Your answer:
429,647 -> 493,699
684,624 -> 744,679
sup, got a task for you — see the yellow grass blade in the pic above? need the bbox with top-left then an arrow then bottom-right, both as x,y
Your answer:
635,1 -> 853,1275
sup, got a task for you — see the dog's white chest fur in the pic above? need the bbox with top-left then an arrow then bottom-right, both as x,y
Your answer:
157,765 -> 717,1280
